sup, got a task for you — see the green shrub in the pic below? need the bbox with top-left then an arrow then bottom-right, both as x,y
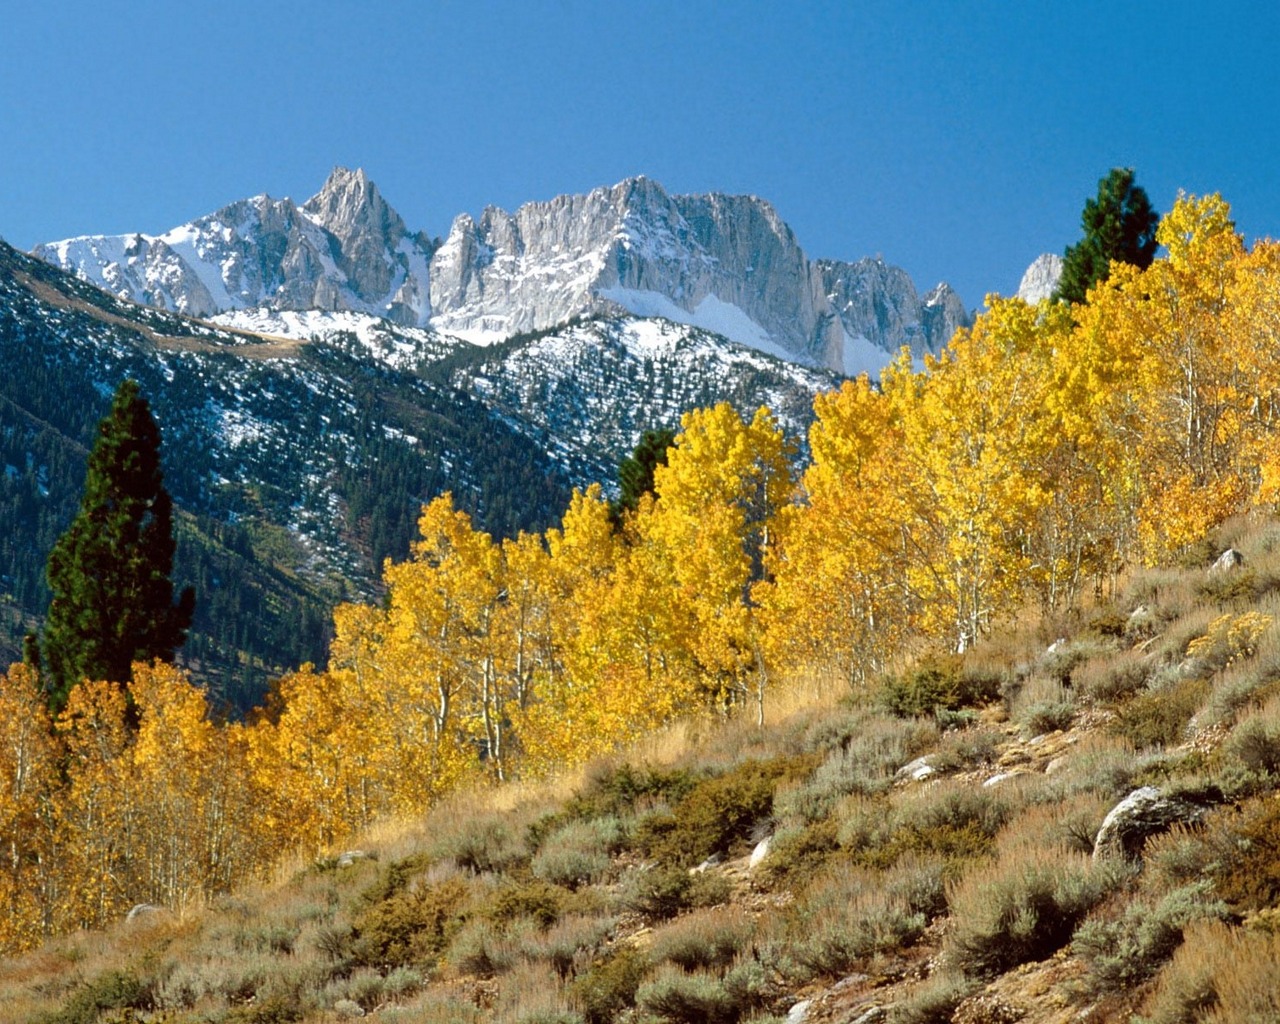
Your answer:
1020,699 -> 1076,737
447,918 -> 517,978
878,656 -> 968,718
1075,649 -> 1150,703
945,840 -> 1128,978
649,907 -> 753,972
482,877 -> 566,928
1223,698 -> 1280,776
36,970 -> 151,1024
774,718 -> 935,825
756,820 -> 841,889
886,970 -> 977,1024
636,756 -> 816,867
436,816 -> 527,874
1073,882 -> 1227,992
1209,798 -> 1280,913
1140,920 -> 1280,1024
572,946 -> 650,1024
1111,677 -> 1209,749
530,763 -> 702,849
636,966 -> 739,1024
527,914 -> 616,980
784,862 -> 928,982
351,873 -> 470,968
621,865 -> 694,921
531,818 -> 625,889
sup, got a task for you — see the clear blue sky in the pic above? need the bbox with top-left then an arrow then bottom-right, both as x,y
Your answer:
2,0 -> 1277,307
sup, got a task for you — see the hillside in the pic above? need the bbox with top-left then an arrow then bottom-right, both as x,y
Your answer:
0,241 -> 831,709
5,516 -> 1280,1023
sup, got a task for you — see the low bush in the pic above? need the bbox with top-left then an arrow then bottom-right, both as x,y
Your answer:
435,815 -> 527,875
572,946 -> 650,1024
446,918 -> 519,978
945,838 -> 1128,978
635,756 -> 816,867
350,873 -> 471,968
1110,677 -> 1209,749
1075,648 -> 1150,703
1072,882 -> 1228,991
36,970 -> 151,1024
482,877 -> 566,928
878,655 -> 997,718
620,865 -> 694,921
530,763 -> 702,849
527,914 -> 616,980
774,717 -> 935,825
1019,698 -> 1076,738
1222,695 -> 1280,776
1208,797 -> 1280,913
531,818 -> 624,889
1140,920 -> 1280,1024
649,907 -> 753,972
756,820 -> 841,889
636,966 -> 739,1024
784,862 -> 929,982
886,970 -> 977,1024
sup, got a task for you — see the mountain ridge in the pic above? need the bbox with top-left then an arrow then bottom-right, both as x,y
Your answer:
35,169 -> 972,375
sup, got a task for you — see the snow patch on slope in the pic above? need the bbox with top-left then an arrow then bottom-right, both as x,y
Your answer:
597,286 -> 802,364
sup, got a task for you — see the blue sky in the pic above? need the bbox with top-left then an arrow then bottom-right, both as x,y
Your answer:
2,0 -> 1277,306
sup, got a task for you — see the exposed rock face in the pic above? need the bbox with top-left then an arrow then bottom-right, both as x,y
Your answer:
1016,253 -> 1063,304
37,171 -> 971,374
1210,548 -> 1246,574
35,168 -> 437,327
1093,786 -> 1220,860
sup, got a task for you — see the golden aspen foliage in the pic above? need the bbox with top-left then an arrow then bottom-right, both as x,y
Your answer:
54,679 -> 136,930
646,403 -> 793,716
0,664 -> 57,951
764,374 -> 909,683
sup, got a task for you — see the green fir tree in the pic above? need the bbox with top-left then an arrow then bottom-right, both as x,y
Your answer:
1054,167 -> 1160,305
41,380 -> 194,714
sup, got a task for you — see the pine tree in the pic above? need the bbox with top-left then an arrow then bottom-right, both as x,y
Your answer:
611,427 -> 677,523
1054,167 -> 1160,305
41,380 -> 194,715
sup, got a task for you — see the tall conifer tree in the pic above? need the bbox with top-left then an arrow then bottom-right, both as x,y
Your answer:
41,380 -> 194,714
1054,167 -> 1160,305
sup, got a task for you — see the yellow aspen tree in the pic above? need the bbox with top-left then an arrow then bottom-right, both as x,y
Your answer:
647,403 -> 792,719
381,495 -> 505,781
54,679 -> 136,930
249,660 -> 367,851
763,374 -> 911,684
129,661 -> 266,909
1128,193 -> 1248,556
883,299 -> 1056,651
0,664 -> 58,951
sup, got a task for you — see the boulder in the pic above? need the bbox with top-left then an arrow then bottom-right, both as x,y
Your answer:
125,903 -> 164,923
1093,786 -> 1220,860
1209,548 -> 1245,574
748,837 -> 772,870
895,756 -> 937,782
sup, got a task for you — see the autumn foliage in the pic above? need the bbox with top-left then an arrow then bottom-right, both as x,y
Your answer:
5,192 -> 1280,953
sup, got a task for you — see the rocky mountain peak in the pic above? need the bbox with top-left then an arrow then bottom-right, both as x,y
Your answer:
303,166 -> 405,249
1016,253 -> 1063,304
35,171 -> 972,373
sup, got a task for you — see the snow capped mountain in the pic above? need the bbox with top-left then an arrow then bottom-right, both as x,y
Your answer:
33,168 -> 437,327
1016,253 -> 1063,304
36,170 -> 971,374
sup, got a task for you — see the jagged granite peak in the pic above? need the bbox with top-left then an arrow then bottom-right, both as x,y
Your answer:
1016,253 -> 1064,304
36,171 -> 971,374
35,169 -> 436,327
